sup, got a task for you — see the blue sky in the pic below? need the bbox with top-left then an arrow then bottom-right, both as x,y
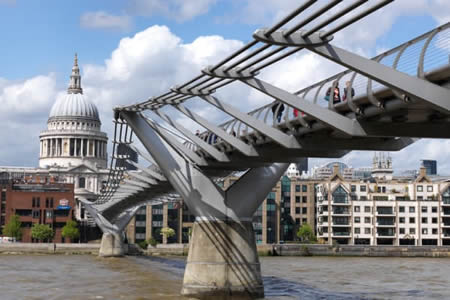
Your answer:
0,0 -> 449,172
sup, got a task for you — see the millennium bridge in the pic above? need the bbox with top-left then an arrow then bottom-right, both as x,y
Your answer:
81,0 -> 450,298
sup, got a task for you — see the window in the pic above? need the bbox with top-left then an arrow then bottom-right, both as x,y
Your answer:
422,228 -> 428,234
36,197 -> 40,208
410,228 -> 416,234
365,228 -> 371,234
351,195 -> 357,201
432,207 -> 437,213
32,210 -> 40,218
302,207 -> 307,214
364,217 -> 370,224
295,185 -> 300,192
422,217 -> 427,224
364,206 -> 371,213
417,185 -> 423,192
50,198 -> 54,208
417,196 -> 423,200
45,198 -> 49,208
302,196 -> 307,203
354,206 -> 360,212
295,196 -> 300,203
302,185 -> 307,192
399,206 -> 405,213
427,186 -> 433,192
295,207 -> 300,214
354,217 -> 360,223
399,217 -> 405,224
432,217 -> 437,224
295,218 -> 300,225
79,177 -> 86,188
351,185 -> 356,192
360,185 -> 366,192
354,228 -> 360,234
409,217 -> 415,224
302,218 -> 307,224
432,228 -> 438,235
360,196 -> 368,201
409,207 -> 415,213
399,228 -> 405,234
421,206 -> 427,213
32,197 -> 35,208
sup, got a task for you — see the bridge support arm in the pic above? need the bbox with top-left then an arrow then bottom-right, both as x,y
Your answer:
120,110 -> 289,298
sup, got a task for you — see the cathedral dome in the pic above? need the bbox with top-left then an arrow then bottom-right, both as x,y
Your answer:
49,93 -> 99,122
48,53 -> 100,123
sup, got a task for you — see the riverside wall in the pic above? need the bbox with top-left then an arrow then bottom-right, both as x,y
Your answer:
0,243 -> 100,255
145,243 -> 450,258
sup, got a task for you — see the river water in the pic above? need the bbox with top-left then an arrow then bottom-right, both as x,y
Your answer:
0,255 -> 448,299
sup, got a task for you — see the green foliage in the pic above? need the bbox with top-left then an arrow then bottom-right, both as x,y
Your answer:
296,223 -> 317,243
148,237 -> 158,247
137,240 -> 148,249
2,214 -> 22,240
160,227 -> 175,238
61,220 -> 80,240
31,224 -> 54,242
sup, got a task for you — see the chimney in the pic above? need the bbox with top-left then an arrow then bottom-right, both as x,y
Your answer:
419,166 -> 427,177
333,163 -> 340,175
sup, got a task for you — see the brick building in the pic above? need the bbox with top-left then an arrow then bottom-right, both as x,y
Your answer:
1,178 -> 75,243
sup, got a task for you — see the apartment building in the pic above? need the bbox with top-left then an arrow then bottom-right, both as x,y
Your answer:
317,164 -> 450,246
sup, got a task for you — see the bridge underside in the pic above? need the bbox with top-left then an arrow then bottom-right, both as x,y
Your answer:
84,2 -> 450,299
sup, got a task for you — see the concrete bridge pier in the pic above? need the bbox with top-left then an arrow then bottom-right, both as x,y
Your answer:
182,219 -> 262,299
99,231 -> 125,257
122,111 -> 289,298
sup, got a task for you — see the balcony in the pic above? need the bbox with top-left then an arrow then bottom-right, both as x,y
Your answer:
331,209 -> 351,216
376,233 -> 396,237
376,210 -> 395,216
376,222 -> 395,227
332,231 -> 351,237
332,222 -> 351,227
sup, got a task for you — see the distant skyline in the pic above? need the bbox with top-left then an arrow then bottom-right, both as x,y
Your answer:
0,0 -> 449,172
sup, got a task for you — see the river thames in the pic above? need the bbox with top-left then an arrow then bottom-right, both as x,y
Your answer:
1,255 -> 448,299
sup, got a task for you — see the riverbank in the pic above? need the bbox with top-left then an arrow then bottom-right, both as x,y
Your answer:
0,242 -> 100,255
145,243 -> 450,258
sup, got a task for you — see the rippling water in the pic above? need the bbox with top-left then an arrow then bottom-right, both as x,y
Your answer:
0,255 -> 449,299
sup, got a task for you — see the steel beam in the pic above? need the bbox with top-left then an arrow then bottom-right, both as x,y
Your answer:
154,109 -> 230,162
200,95 -> 301,149
305,42 -> 450,113
174,104 -> 259,156
240,77 -> 367,136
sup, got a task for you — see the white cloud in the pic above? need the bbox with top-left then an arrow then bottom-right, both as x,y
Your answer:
80,11 -> 132,31
1,5 -> 449,172
127,0 -> 217,22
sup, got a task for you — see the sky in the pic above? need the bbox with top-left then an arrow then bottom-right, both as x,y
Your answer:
0,0 -> 449,174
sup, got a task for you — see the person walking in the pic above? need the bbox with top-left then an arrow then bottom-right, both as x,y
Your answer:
343,81 -> 355,101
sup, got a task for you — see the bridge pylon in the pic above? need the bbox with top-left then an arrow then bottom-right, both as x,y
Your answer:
122,110 -> 288,299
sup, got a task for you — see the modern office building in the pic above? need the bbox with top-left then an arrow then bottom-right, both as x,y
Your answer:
422,160 -> 437,175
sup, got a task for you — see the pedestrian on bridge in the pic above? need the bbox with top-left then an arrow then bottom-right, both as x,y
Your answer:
325,81 -> 341,104
271,102 -> 285,122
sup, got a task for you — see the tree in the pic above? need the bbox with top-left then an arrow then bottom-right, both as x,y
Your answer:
297,223 -> 317,243
61,220 -> 80,241
2,214 -> 22,240
31,224 -> 54,242
160,227 -> 175,239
